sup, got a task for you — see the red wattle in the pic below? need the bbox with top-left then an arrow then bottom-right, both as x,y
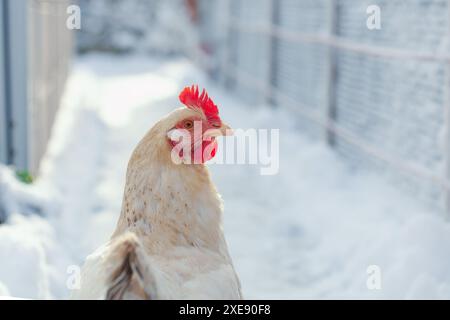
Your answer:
197,139 -> 218,163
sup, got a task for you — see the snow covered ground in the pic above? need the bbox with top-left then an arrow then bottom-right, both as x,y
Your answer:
1,54 -> 450,299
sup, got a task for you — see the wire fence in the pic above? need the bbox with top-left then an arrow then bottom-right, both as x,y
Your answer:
197,0 -> 450,214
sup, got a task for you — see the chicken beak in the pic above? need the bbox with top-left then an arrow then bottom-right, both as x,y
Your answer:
220,122 -> 233,136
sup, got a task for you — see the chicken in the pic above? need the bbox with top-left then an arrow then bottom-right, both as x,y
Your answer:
71,86 -> 242,300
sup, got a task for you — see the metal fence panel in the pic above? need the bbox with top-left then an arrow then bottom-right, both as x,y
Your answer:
230,0 -> 272,104
0,1 -> 8,164
28,0 -> 73,174
198,0 -> 450,213
0,0 -> 72,174
333,0 -> 449,208
5,0 -> 28,171
275,0 -> 330,137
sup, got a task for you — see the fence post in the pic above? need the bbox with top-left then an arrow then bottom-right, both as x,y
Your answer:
221,0 -> 234,89
267,0 -> 279,106
445,65 -> 450,217
325,0 -> 338,145
445,0 -> 450,217
4,0 -> 29,170
0,0 -> 8,164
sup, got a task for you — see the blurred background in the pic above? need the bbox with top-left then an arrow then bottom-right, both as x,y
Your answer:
2,0 -> 450,299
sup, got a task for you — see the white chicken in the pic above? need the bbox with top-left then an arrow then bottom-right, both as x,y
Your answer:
71,86 -> 242,300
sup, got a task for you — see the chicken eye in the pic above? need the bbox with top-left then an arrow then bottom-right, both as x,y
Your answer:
183,120 -> 194,129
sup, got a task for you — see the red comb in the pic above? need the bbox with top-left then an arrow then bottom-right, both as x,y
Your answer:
179,85 -> 221,124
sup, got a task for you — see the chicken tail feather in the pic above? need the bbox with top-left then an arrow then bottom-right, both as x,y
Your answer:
105,232 -> 156,300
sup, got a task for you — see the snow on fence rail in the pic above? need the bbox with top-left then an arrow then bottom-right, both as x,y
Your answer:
197,0 -> 450,214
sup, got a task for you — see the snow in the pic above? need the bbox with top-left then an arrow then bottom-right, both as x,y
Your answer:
1,53 -> 450,299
